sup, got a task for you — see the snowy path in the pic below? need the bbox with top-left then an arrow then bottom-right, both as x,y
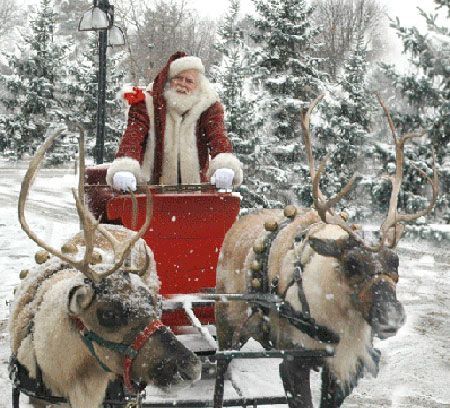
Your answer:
0,163 -> 448,407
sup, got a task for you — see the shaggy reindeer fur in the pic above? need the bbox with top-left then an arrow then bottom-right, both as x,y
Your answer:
9,225 -> 160,408
216,209 -> 380,399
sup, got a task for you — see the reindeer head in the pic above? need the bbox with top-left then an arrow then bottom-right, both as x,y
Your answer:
68,271 -> 201,388
300,95 -> 439,339
18,127 -> 201,390
307,224 -> 404,338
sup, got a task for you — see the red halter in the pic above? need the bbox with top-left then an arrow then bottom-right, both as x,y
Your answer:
71,316 -> 165,393
123,319 -> 165,392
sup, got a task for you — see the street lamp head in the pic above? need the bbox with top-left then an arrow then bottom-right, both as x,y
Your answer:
78,6 -> 112,31
108,25 -> 125,46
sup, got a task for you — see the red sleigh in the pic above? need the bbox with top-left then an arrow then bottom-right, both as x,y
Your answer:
84,166 -> 240,333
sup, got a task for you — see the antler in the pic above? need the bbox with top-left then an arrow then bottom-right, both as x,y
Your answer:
376,94 -> 439,248
18,126 -> 153,282
300,95 -> 363,243
300,94 -> 327,206
300,94 -> 439,251
312,156 -> 359,223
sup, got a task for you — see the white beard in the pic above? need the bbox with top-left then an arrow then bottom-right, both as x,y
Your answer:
164,87 -> 201,115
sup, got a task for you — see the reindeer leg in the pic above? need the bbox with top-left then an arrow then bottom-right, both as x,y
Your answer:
279,357 -> 313,408
320,366 -> 348,408
12,387 -> 19,408
213,359 -> 230,408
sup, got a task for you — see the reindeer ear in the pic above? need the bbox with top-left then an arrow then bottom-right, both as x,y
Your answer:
68,284 -> 95,314
308,238 -> 348,258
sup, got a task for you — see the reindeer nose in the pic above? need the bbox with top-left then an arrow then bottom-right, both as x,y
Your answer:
154,359 -> 178,387
181,354 -> 202,381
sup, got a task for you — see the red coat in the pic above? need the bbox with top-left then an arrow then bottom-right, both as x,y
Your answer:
114,51 -> 233,184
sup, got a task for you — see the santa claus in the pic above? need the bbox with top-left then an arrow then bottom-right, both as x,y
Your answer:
106,51 -> 243,191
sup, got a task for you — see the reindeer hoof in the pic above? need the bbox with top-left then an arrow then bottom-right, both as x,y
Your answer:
284,205 -> 297,219
35,250 -> 50,265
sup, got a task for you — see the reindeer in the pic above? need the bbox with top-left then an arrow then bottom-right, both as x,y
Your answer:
215,95 -> 438,408
9,128 -> 202,408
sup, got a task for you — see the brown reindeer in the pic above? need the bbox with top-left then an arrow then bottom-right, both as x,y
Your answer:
10,128 -> 202,408
215,95 -> 438,408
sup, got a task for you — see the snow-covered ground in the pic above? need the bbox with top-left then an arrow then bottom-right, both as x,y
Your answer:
0,161 -> 449,407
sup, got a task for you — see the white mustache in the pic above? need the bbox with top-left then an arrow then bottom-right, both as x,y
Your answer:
175,86 -> 190,94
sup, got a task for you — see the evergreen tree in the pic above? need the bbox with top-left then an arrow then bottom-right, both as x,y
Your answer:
214,0 -> 252,142
0,0 -> 69,157
300,34 -> 374,215
249,0 -> 326,206
62,36 -> 126,162
213,0 -> 270,208
251,0 -> 325,140
380,2 -> 449,158
378,1 -> 449,216
435,0 -> 450,16
54,0 -> 90,39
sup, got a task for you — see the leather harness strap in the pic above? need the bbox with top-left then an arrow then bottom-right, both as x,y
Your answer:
123,319 -> 165,393
248,213 -> 339,345
70,316 -> 165,394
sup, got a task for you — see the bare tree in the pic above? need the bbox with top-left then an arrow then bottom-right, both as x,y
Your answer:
0,0 -> 20,38
312,0 -> 388,79
115,0 -> 220,83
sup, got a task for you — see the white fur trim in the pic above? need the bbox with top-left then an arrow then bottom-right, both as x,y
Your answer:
105,156 -> 143,187
161,109 -> 201,184
169,56 -> 205,78
141,78 -> 220,184
142,88 -> 156,183
207,153 -> 243,187
117,84 -> 143,103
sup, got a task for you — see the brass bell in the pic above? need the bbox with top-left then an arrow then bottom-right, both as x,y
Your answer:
250,260 -> 261,272
251,277 -> 261,289
35,250 -> 50,265
19,269 -> 29,280
253,239 -> 266,254
61,242 -> 78,254
284,205 -> 297,219
90,251 -> 103,265
264,220 -> 278,232
340,211 -> 349,222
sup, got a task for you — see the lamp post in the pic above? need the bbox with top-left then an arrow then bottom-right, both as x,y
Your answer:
79,0 -> 125,164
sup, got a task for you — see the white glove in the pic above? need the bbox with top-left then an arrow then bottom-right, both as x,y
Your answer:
112,171 -> 137,192
211,168 -> 235,191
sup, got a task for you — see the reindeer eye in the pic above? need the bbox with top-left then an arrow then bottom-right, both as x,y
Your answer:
102,310 -> 115,320
97,304 -> 129,327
